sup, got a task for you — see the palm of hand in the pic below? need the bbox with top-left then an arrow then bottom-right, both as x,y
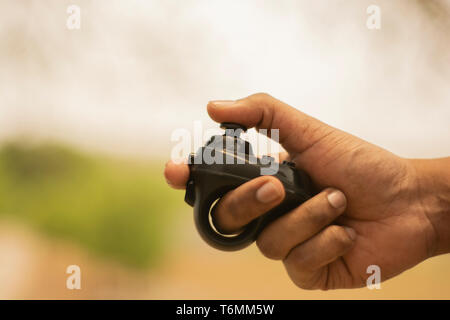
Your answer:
288,130 -> 433,288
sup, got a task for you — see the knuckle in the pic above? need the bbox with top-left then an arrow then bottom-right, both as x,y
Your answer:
292,256 -> 312,274
250,92 -> 272,101
256,235 -> 284,260
302,201 -> 329,227
247,92 -> 275,109
290,276 -> 314,290
284,263 -> 324,290
301,190 -> 343,227
290,276 -> 323,290
326,225 -> 343,238
285,249 -> 312,273
327,225 -> 352,246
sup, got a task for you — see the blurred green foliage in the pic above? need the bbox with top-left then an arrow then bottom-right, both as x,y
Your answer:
0,142 -> 181,268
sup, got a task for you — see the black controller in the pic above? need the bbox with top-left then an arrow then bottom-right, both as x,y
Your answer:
184,122 -> 316,251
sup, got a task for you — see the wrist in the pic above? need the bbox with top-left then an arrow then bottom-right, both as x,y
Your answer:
410,158 -> 450,256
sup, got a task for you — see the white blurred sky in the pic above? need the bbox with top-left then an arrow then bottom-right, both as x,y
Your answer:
0,0 -> 449,158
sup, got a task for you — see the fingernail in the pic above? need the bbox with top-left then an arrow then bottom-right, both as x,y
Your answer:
209,100 -> 236,108
344,227 -> 357,240
256,181 -> 282,203
327,189 -> 346,209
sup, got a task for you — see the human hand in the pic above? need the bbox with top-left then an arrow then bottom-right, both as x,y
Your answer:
164,93 -> 450,289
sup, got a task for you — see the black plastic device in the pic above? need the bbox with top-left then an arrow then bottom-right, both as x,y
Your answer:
184,122 -> 316,251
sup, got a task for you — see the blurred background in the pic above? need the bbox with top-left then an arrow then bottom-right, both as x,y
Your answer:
0,0 -> 449,299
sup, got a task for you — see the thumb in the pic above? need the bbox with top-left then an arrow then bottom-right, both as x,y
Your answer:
207,93 -> 333,154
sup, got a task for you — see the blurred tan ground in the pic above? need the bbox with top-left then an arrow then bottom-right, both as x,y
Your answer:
1,214 -> 449,300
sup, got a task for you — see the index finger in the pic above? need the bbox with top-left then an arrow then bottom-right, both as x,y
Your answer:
207,93 -> 331,154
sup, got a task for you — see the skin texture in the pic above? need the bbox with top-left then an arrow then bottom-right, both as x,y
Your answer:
164,93 -> 450,290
